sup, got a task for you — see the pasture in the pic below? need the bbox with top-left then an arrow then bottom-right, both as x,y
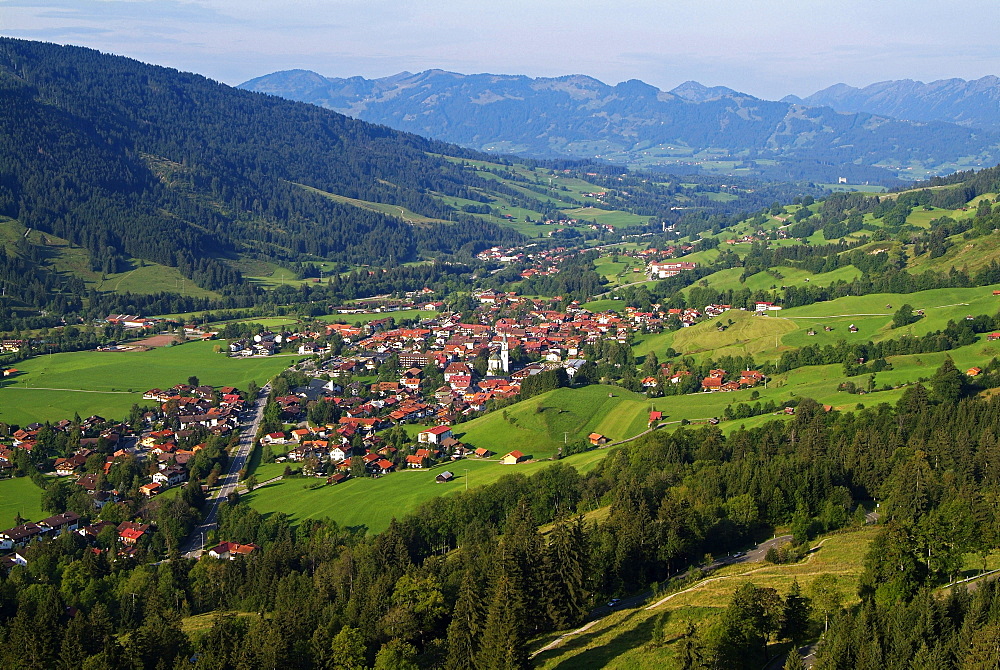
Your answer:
0,341 -> 290,425
0,477 -> 45,531
455,385 -> 651,458
246,448 -> 611,534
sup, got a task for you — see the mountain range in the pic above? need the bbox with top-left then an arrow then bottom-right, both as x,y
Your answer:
239,69 -> 1000,182
785,76 -> 1000,132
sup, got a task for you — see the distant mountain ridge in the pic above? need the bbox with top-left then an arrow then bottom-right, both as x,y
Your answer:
240,69 -> 1000,182
784,76 -> 1000,131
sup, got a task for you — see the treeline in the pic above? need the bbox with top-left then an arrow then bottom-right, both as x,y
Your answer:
770,315 -> 998,375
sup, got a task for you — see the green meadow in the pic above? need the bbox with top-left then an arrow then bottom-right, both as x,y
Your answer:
0,476 -> 45,530
245,448 -> 611,534
0,341 -> 290,425
455,384 -> 651,458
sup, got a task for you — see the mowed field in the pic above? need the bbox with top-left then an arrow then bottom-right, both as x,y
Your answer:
531,527 -> 878,669
455,385 -> 651,458
0,341 -> 290,424
246,447 -> 611,534
0,476 -> 46,530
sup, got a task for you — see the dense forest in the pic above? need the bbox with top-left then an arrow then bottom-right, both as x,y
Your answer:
2,359 -> 999,668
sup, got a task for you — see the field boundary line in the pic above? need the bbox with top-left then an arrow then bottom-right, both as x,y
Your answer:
2,386 -> 135,394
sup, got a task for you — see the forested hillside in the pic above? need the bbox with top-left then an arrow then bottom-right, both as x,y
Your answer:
0,38 -> 524,288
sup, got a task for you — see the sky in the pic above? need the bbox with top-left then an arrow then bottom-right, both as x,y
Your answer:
1,0 -> 999,99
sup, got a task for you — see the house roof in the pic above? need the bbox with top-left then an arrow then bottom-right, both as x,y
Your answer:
421,425 -> 452,436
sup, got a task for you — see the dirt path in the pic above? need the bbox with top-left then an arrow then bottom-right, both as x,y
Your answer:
645,537 -> 823,610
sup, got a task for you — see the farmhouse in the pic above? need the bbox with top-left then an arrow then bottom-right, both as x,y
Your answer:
500,450 -> 525,465
208,541 -> 259,560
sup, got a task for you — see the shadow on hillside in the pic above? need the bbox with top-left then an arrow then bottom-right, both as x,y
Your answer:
546,611 -> 655,670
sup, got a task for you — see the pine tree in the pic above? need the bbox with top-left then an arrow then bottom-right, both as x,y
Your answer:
444,569 -> 483,670
780,580 -> 812,647
476,551 -> 528,670
783,650 -> 806,670
542,516 -> 589,629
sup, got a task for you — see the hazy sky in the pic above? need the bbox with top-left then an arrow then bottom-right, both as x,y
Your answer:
2,0 -> 998,99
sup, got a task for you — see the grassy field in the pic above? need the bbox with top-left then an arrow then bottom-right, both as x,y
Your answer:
685,265 -> 861,295
0,477 -> 45,530
562,207 -> 650,228
246,448 -> 612,534
670,309 -> 797,360
455,385 -> 651,458
316,309 -> 438,325
532,527 -> 878,669
0,341 -> 290,425
295,183 -> 447,224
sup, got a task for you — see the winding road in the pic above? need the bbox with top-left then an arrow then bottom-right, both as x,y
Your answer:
180,383 -> 270,557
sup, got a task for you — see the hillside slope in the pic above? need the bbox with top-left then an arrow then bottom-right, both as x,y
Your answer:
0,38 -> 524,289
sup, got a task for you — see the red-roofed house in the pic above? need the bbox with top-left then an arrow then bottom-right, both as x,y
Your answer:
500,450 -> 525,465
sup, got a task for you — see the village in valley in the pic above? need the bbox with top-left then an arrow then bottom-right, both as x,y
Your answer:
0,244 -> 786,567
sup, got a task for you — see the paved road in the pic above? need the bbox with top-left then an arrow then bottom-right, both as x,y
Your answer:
180,384 -> 270,556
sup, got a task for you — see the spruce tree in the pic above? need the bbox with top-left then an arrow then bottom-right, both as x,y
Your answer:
780,580 -> 812,647
476,552 -> 528,670
542,516 -> 589,629
445,568 -> 483,670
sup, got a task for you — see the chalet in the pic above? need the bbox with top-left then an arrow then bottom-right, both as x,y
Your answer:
118,522 -> 150,545
139,482 -> 162,497
0,523 -> 42,551
404,455 -> 425,469
208,541 -> 259,560
967,367 -> 983,377
500,450 -> 525,465
371,459 -> 395,475
76,521 -> 115,544
435,471 -> 455,483
418,425 -> 453,445
648,411 -> 662,426
988,333 -> 1000,341
152,465 -> 187,487
262,432 -> 287,445
701,376 -> 723,391
755,301 -> 782,312
76,473 -> 100,492
326,473 -> 348,485
290,428 -> 311,442
474,447 -> 492,458
38,512 -> 80,535
588,433 -> 609,446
